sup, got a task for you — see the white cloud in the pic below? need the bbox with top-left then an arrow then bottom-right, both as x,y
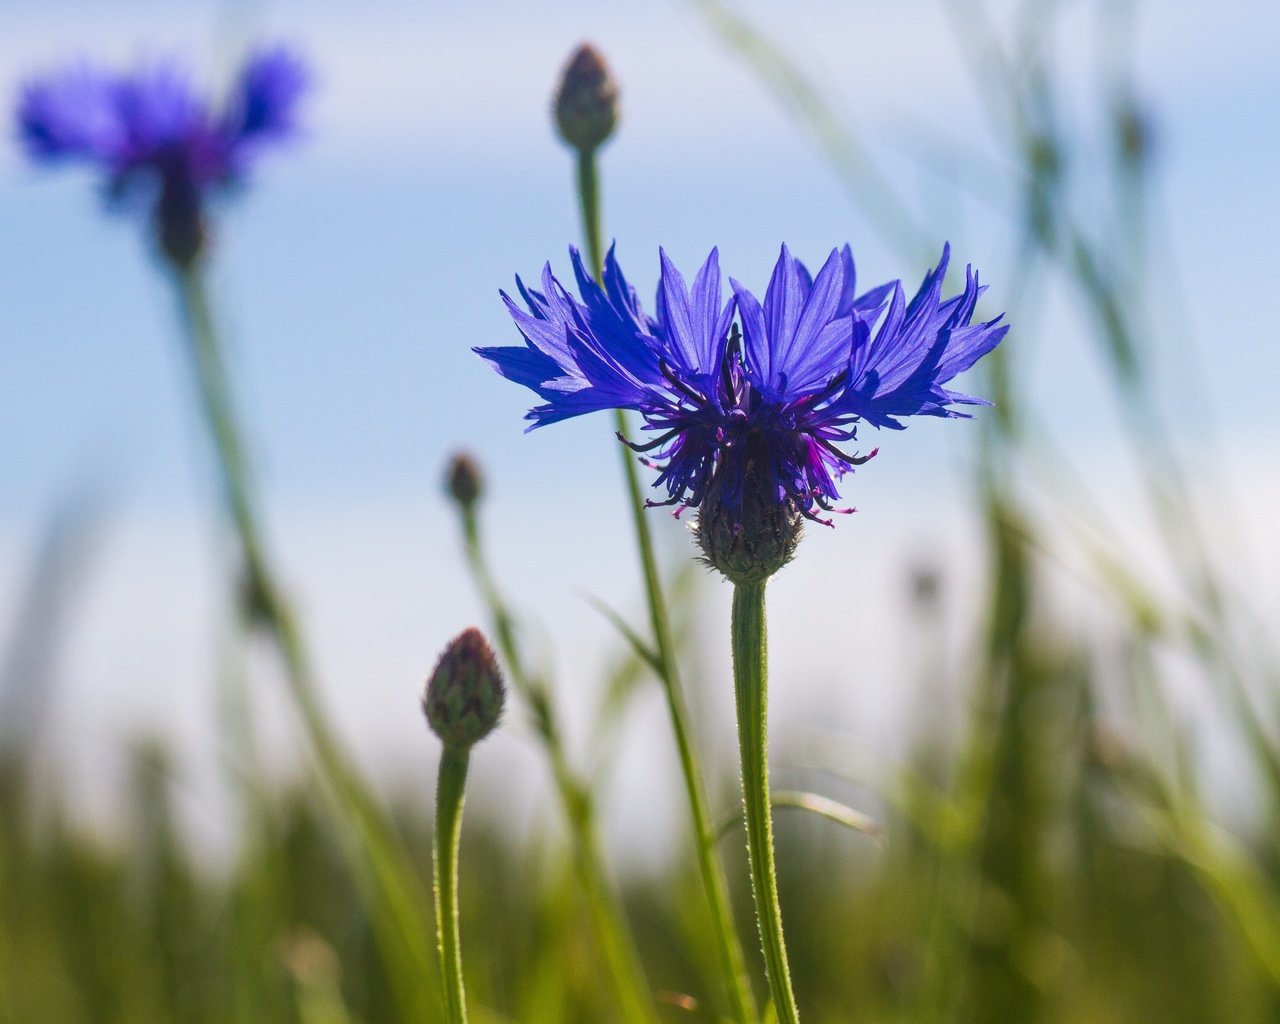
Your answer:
3,0 -> 1276,170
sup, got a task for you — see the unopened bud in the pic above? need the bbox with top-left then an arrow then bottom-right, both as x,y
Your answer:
1116,105 -> 1153,167
553,44 -> 618,153
695,448 -> 802,585
908,564 -> 942,609
423,628 -> 505,750
444,452 -> 484,510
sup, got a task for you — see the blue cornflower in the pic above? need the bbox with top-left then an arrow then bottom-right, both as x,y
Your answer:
481,244 -> 1006,524
480,244 -> 1005,581
16,46 -> 307,265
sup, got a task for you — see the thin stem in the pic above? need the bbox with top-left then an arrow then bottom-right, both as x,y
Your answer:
576,149 -> 605,279
434,747 -> 470,1024
173,266 -> 439,1023
457,504 -> 656,1024
575,148 -> 759,1024
175,268 -> 266,582
732,582 -> 799,1024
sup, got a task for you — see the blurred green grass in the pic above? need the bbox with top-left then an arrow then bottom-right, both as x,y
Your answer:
4,640 -> 1279,1024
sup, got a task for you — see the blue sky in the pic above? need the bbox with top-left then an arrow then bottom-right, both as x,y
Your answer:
1,0 -> 1276,849
3,0 -> 1277,522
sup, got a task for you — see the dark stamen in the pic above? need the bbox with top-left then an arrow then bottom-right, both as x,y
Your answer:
617,427 -> 681,453
792,369 -> 850,412
815,436 -> 878,466
658,358 -> 708,406
721,327 -> 740,398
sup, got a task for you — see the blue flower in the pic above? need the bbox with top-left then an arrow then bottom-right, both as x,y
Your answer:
478,244 -> 1007,526
16,46 -> 307,264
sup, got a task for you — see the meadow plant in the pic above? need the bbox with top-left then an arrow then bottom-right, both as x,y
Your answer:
15,45 -> 446,1024
423,628 -> 506,1024
481,169 -> 1007,1023
8,8 -> 1280,1024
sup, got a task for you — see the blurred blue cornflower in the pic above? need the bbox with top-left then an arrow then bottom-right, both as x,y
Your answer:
479,244 -> 1007,525
16,46 -> 307,266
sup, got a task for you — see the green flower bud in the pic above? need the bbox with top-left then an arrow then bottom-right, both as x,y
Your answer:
423,628 -> 505,750
444,451 -> 484,510
553,43 -> 618,153
695,446 -> 803,586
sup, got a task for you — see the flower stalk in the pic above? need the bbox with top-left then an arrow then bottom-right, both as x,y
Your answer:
572,111 -> 759,1024
447,478 -> 656,1024
433,746 -> 470,1024
731,581 -> 800,1024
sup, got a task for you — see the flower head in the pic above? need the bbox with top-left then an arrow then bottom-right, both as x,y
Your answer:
16,46 -> 308,266
478,244 -> 1006,575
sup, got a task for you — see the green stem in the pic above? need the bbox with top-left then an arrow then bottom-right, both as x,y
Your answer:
576,149 -> 605,277
175,268 -> 266,583
458,504 -> 655,1024
434,747 -> 470,1024
173,265 -> 438,1023
732,582 -> 799,1024
576,146 -> 759,1024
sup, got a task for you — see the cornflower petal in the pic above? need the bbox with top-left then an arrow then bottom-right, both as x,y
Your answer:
769,248 -> 850,398
16,63 -> 125,163
755,243 -> 812,396
567,247 -> 660,384
473,342 -> 564,397
479,249 -> 664,431
655,247 -> 734,403
224,46 -> 308,146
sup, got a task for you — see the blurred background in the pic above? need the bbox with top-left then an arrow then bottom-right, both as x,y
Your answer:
2,1 -> 1278,1021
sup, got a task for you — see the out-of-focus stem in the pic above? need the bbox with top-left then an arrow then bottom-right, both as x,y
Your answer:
575,147 -> 760,1024
731,582 -> 799,1024
173,266 -> 437,1023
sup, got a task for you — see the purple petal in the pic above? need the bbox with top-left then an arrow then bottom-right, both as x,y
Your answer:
771,248 -> 845,395
223,46 -> 308,145
16,63 -> 126,163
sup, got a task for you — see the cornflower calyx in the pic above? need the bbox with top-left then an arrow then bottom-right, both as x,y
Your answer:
423,629 -> 505,751
695,429 -> 804,584
16,46 -> 308,268
478,243 -> 1008,578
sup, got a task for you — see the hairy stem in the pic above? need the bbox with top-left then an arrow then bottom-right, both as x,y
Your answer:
732,581 -> 799,1024
433,747 -> 470,1024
